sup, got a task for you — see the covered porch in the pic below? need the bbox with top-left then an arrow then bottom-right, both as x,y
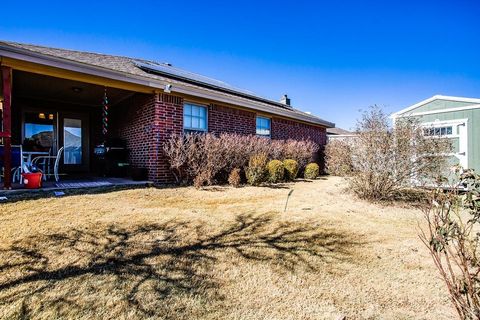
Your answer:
0,65 -> 152,190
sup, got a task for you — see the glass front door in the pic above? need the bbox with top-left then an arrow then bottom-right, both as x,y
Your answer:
59,113 -> 89,172
22,109 -> 90,175
63,118 -> 82,165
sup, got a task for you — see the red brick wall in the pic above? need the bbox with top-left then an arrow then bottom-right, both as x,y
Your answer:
113,94 -> 159,181
208,104 -> 327,145
271,117 -> 327,145
114,94 -> 327,184
154,93 -> 184,183
208,104 -> 256,135
113,93 -> 183,184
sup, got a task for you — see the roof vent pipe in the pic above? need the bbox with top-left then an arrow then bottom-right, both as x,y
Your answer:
280,94 -> 291,106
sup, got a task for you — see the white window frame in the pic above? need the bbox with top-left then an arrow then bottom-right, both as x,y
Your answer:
256,116 -> 271,137
423,125 -> 454,137
183,103 -> 208,132
421,119 -> 467,139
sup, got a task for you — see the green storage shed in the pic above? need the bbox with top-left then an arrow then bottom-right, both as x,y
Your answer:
391,95 -> 480,172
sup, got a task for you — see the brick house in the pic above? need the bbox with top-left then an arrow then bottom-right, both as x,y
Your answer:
0,41 -> 334,188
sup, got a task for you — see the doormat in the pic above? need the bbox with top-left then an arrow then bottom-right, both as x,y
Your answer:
55,181 -> 113,188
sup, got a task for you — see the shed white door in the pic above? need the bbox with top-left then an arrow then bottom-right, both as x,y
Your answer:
453,121 -> 468,169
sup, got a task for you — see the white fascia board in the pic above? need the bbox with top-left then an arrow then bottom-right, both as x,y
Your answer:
391,95 -> 480,118
393,104 -> 480,118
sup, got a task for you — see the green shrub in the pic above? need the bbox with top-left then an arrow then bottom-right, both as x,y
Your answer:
304,163 -> 320,179
246,154 -> 268,186
228,168 -> 241,187
283,159 -> 299,181
266,160 -> 285,183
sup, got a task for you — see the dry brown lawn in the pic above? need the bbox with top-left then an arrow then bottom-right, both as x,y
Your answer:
0,176 -> 454,319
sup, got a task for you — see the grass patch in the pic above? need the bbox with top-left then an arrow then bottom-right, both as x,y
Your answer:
0,177 -> 454,319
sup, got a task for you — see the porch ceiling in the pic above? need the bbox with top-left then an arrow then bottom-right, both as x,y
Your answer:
12,70 -> 135,107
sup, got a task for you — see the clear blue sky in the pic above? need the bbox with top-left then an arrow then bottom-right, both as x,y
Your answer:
1,0 -> 479,129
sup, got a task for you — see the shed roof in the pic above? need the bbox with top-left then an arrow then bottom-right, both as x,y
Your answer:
391,95 -> 480,118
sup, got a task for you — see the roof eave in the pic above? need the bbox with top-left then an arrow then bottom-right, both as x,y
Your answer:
0,43 -> 164,90
0,43 -> 334,128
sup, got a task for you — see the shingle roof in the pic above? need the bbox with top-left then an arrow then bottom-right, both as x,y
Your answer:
0,40 -> 334,127
327,127 -> 352,135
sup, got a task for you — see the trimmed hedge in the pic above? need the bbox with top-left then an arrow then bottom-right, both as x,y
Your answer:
246,154 -> 268,186
304,163 -> 320,179
283,159 -> 299,181
266,160 -> 285,183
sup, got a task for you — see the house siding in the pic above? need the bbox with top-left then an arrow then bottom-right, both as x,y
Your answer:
114,93 -> 328,184
413,99 -> 474,114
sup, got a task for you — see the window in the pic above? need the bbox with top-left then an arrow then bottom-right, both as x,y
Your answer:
23,112 -> 55,151
256,116 -> 271,137
183,103 -> 207,132
423,126 -> 453,137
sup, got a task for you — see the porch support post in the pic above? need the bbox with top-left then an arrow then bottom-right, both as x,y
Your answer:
1,66 -> 12,189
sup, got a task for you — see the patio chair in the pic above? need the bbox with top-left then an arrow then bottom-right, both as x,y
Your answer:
0,145 -> 24,184
32,147 -> 64,182
28,148 -> 52,181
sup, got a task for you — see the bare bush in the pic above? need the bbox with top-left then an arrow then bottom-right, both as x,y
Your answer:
341,106 -> 451,200
163,133 -> 319,186
228,168 -> 241,187
420,169 -> 480,319
162,133 -> 189,183
325,139 -> 354,176
281,139 -> 320,169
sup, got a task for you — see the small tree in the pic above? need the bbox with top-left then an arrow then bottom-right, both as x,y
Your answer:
344,106 -> 451,200
420,169 -> 480,319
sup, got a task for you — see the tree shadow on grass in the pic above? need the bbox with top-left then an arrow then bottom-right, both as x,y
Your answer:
0,213 -> 364,319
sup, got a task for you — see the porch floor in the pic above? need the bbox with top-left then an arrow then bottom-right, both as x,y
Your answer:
0,177 -> 153,200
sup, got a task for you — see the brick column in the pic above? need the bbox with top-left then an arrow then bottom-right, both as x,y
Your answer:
114,92 -> 184,184
153,93 -> 183,184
